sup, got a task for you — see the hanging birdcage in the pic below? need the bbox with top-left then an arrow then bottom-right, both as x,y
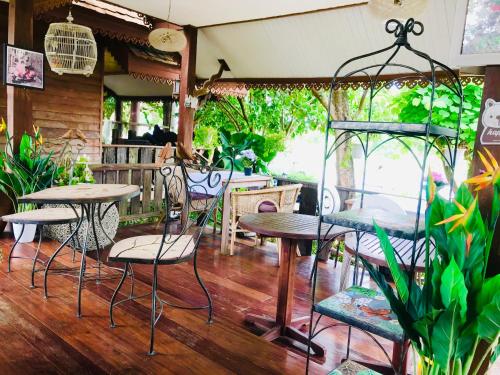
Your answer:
44,11 -> 97,76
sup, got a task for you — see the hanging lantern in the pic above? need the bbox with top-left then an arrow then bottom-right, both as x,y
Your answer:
368,0 -> 429,20
148,0 -> 187,52
44,11 -> 97,76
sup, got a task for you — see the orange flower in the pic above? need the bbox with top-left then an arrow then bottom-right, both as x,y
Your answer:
466,232 -> 473,257
32,125 -> 43,146
436,198 -> 477,233
0,118 -> 6,134
465,148 -> 499,191
427,170 -> 436,206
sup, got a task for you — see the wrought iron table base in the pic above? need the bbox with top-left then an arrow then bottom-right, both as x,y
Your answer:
43,202 -> 128,318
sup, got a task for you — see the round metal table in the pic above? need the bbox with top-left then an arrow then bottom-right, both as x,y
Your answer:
19,184 -> 140,317
238,212 -> 347,357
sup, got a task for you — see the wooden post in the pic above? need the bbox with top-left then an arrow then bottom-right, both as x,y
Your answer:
113,98 -> 123,143
163,98 -> 172,130
128,100 -> 140,139
470,65 -> 500,277
177,26 -> 197,150
7,0 -> 34,151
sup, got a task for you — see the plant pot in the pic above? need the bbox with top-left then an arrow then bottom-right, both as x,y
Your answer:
13,223 -> 37,243
0,192 -> 13,233
43,203 -> 119,250
244,167 -> 253,176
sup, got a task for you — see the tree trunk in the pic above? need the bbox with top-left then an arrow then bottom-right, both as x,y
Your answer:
331,90 -> 355,190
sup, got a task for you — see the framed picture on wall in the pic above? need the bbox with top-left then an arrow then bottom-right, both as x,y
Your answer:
3,44 -> 45,90
450,0 -> 500,67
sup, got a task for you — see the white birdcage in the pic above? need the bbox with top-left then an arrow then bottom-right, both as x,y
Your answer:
44,11 -> 97,76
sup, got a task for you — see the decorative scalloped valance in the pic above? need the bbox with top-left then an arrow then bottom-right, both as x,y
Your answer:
129,72 -> 174,86
34,0 -> 73,16
206,75 -> 484,97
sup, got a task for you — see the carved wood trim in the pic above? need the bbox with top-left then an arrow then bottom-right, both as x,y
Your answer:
34,0 -> 72,15
207,74 -> 484,96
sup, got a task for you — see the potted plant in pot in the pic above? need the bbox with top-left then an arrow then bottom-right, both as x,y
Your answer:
240,149 -> 257,176
362,149 -> 499,374
0,126 -> 59,242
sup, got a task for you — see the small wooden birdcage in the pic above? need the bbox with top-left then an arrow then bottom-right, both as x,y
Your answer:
44,11 -> 97,77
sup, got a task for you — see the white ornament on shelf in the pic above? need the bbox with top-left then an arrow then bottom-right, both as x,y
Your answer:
44,11 -> 97,76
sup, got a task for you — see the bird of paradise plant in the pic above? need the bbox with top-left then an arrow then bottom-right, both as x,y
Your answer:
0,126 -> 60,212
362,148 -> 500,375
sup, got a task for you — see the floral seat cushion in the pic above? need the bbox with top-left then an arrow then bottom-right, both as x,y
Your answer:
315,286 -> 404,343
328,360 -> 381,375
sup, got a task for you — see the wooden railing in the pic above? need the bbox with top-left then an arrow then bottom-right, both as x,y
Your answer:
97,145 -> 165,222
101,144 -> 164,164
92,162 -> 163,224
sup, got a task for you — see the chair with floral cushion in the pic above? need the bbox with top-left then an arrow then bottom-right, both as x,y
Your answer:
228,184 -> 302,261
108,156 -> 233,355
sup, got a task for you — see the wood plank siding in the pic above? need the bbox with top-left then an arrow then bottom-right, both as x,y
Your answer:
0,4 -> 103,162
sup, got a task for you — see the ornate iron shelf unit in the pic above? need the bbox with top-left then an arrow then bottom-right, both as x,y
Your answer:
306,19 -> 463,374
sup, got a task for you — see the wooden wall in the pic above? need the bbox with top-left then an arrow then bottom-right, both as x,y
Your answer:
0,4 -> 104,162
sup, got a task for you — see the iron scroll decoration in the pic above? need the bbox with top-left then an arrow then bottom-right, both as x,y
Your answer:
386,18 -> 424,46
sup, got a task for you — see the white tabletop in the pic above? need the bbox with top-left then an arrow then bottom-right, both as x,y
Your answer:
19,184 -> 140,204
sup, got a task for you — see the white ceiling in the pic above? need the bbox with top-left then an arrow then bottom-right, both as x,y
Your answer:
196,0 -> 459,79
104,0 -> 463,84
106,0 -> 365,27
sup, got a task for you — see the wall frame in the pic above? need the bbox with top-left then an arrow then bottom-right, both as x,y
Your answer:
3,44 -> 45,90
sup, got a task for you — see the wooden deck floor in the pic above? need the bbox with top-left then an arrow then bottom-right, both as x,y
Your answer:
0,224 -> 397,374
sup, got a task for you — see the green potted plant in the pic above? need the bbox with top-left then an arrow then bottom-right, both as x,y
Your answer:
362,149 -> 499,374
240,149 -> 257,176
54,155 -> 95,186
0,126 -> 59,242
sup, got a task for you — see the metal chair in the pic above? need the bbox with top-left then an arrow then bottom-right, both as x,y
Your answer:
108,156 -> 233,355
2,207 -> 81,288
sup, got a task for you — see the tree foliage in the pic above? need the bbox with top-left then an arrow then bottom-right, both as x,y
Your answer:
195,89 -> 325,172
103,96 -> 116,120
392,84 -> 483,152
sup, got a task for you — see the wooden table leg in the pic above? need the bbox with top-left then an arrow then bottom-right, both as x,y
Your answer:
245,238 -> 325,357
220,186 -> 231,255
275,238 -> 296,330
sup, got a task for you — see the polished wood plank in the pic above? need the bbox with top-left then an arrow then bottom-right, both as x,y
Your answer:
0,224 -> 410,374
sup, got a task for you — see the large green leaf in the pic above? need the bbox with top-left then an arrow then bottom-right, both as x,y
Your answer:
431,257 -> 444,309
440,257 -> 468,320
431,302 -> 461,370
427,196 -> 448,253
455,322 -> 478,359
476,275 -> 500,313
373,222 -> 409,303
454,184 -> 474,208
477,293 -> 500,342
360,257 -> 419,341
492,344 -> 500,364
